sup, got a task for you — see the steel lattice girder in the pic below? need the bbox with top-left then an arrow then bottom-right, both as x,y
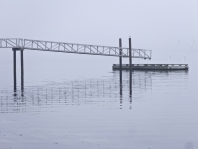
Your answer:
0,38 -> 151,59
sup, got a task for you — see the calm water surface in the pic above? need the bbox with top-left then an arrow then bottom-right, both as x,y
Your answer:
0,51 -> 197,149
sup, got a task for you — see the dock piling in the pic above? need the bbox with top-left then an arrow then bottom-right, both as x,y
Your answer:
21,49 -> 24,93
129,37 -> 132,97
13,48 -> 17,92
119,38 -> 122,96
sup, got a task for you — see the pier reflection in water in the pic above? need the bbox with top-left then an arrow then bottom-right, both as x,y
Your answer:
0,70 -> 188,113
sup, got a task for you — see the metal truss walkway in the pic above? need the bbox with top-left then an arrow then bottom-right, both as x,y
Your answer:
0,38 -> 151,59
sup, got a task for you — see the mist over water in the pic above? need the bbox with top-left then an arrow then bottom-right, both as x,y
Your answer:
0,57 -> 197,149
1,0 -> 198,148
0,42 -> 197,149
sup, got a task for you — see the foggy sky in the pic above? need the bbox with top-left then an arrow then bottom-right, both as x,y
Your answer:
1,0 -> 198,64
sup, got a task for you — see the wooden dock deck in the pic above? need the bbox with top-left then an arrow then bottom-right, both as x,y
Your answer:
112,64 -> 189,70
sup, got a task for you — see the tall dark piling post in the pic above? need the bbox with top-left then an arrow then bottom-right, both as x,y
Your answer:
13,48 -> 17,92
119,38 -> 122,96
129,37 -> 132,97
21,49 -> 24,94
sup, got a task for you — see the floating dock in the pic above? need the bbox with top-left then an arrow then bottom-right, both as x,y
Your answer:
112,64 -> 189,70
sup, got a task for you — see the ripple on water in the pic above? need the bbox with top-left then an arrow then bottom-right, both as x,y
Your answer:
0,71 -> 188,113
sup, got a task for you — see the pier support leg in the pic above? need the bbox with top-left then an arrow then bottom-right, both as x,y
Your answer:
129,37 -> 132,97
13,48 -> 17,92
119,38 -> 122,96
21,49 -> 24,93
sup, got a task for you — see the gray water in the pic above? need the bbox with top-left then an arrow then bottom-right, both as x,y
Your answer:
0,50 -> 198,149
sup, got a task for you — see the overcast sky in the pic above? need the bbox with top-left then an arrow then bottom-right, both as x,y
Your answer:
1,0 -> 198,64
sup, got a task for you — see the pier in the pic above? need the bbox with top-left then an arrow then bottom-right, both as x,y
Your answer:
113,64 -> 189,71
0,38 -> 189,97
1,38 -> 150,97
